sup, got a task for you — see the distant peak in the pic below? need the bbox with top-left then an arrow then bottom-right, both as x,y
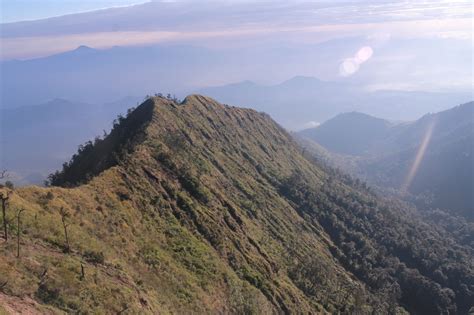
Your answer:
331,111 -> 387,122
291,75 -> 320,81
49,98 -> 73,104
74,45 -> 95,52
226,80 -> 258,88
240,80 -> 257,85
280,76 -> 324,86
339,111 -> 373,118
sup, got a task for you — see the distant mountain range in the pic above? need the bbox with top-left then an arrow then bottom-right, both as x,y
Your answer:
2,38 -> 472,127
199,77 -> 472,129
0,44 -> 211,108
2,73 -> 472,184
298,102 -> 474,220
2,0 -> 472,95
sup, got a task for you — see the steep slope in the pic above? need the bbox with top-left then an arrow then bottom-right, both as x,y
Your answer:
299,102 -> 474,220
1,96 -> 472,314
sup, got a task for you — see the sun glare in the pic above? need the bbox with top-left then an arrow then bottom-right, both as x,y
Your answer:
401,119 -> 437,194
339,46 -> 374,77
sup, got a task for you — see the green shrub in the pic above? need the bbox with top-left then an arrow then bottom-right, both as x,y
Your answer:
178,172 -> 210,203
140,246 -> 162,268
4,181 -> 14,189
83,250 -> 105,264
36,282 -> 63,306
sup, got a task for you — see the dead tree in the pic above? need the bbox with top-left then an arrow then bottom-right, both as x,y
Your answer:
80,263 -> 85,281
118,304 -> 129,314
39,268 -> 48,284
59,207 -> 70,252
0,281 -> 7,292
16,208 -> 25,258
1,191 -> 11,241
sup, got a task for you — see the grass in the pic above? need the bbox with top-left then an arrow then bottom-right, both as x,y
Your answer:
0,95 -> 389,313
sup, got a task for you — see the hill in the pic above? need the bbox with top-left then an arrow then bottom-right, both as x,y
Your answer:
0,96 -> 472,314
298,112 -> 392,155
298,102 -> 474,220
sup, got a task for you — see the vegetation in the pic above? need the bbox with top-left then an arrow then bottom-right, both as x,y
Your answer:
0,95 -> 471,313
46,98 -> 156,187
279,169 -> 473,314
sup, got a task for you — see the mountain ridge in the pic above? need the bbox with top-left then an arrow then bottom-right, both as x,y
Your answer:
1,95 -> 472,314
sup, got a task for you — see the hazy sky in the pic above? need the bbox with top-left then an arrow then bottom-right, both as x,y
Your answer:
0,0 -> 472,94
2,0 -> 472,23
1,0 -> 472,60
1,0 -> 148,23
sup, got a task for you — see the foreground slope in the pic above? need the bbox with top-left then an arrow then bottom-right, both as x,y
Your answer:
1,96 -> 472,314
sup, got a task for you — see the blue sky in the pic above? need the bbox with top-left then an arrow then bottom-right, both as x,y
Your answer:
1,0 -> 149,23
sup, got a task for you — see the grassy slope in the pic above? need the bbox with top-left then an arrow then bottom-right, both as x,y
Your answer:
1,95 -> 471,314
0,95 -> 373,313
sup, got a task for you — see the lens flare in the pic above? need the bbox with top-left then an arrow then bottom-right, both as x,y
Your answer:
339,58 -> 360,77
355,46 -> 373,63
338,46 -> 373,77
401,119 -> 436,194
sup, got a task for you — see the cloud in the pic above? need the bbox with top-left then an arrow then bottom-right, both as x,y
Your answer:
300,121 -> 320,130
1,17 -> 471,60
0,0 -> 472,60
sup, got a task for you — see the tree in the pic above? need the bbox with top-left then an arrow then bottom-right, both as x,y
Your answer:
1,190 -> 11,241
16,208 -> 25,258
0,170 -> 12,242
59,207 -> 70,252
80,263 -> 85,281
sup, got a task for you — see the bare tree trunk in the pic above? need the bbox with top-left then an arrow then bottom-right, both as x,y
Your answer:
62,216 -> 70,252
1,198 -> 7,242
59,207 -> 70,252
1,170 -> 10,242
80,263 -> 85,281
17,209 -> 24,258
